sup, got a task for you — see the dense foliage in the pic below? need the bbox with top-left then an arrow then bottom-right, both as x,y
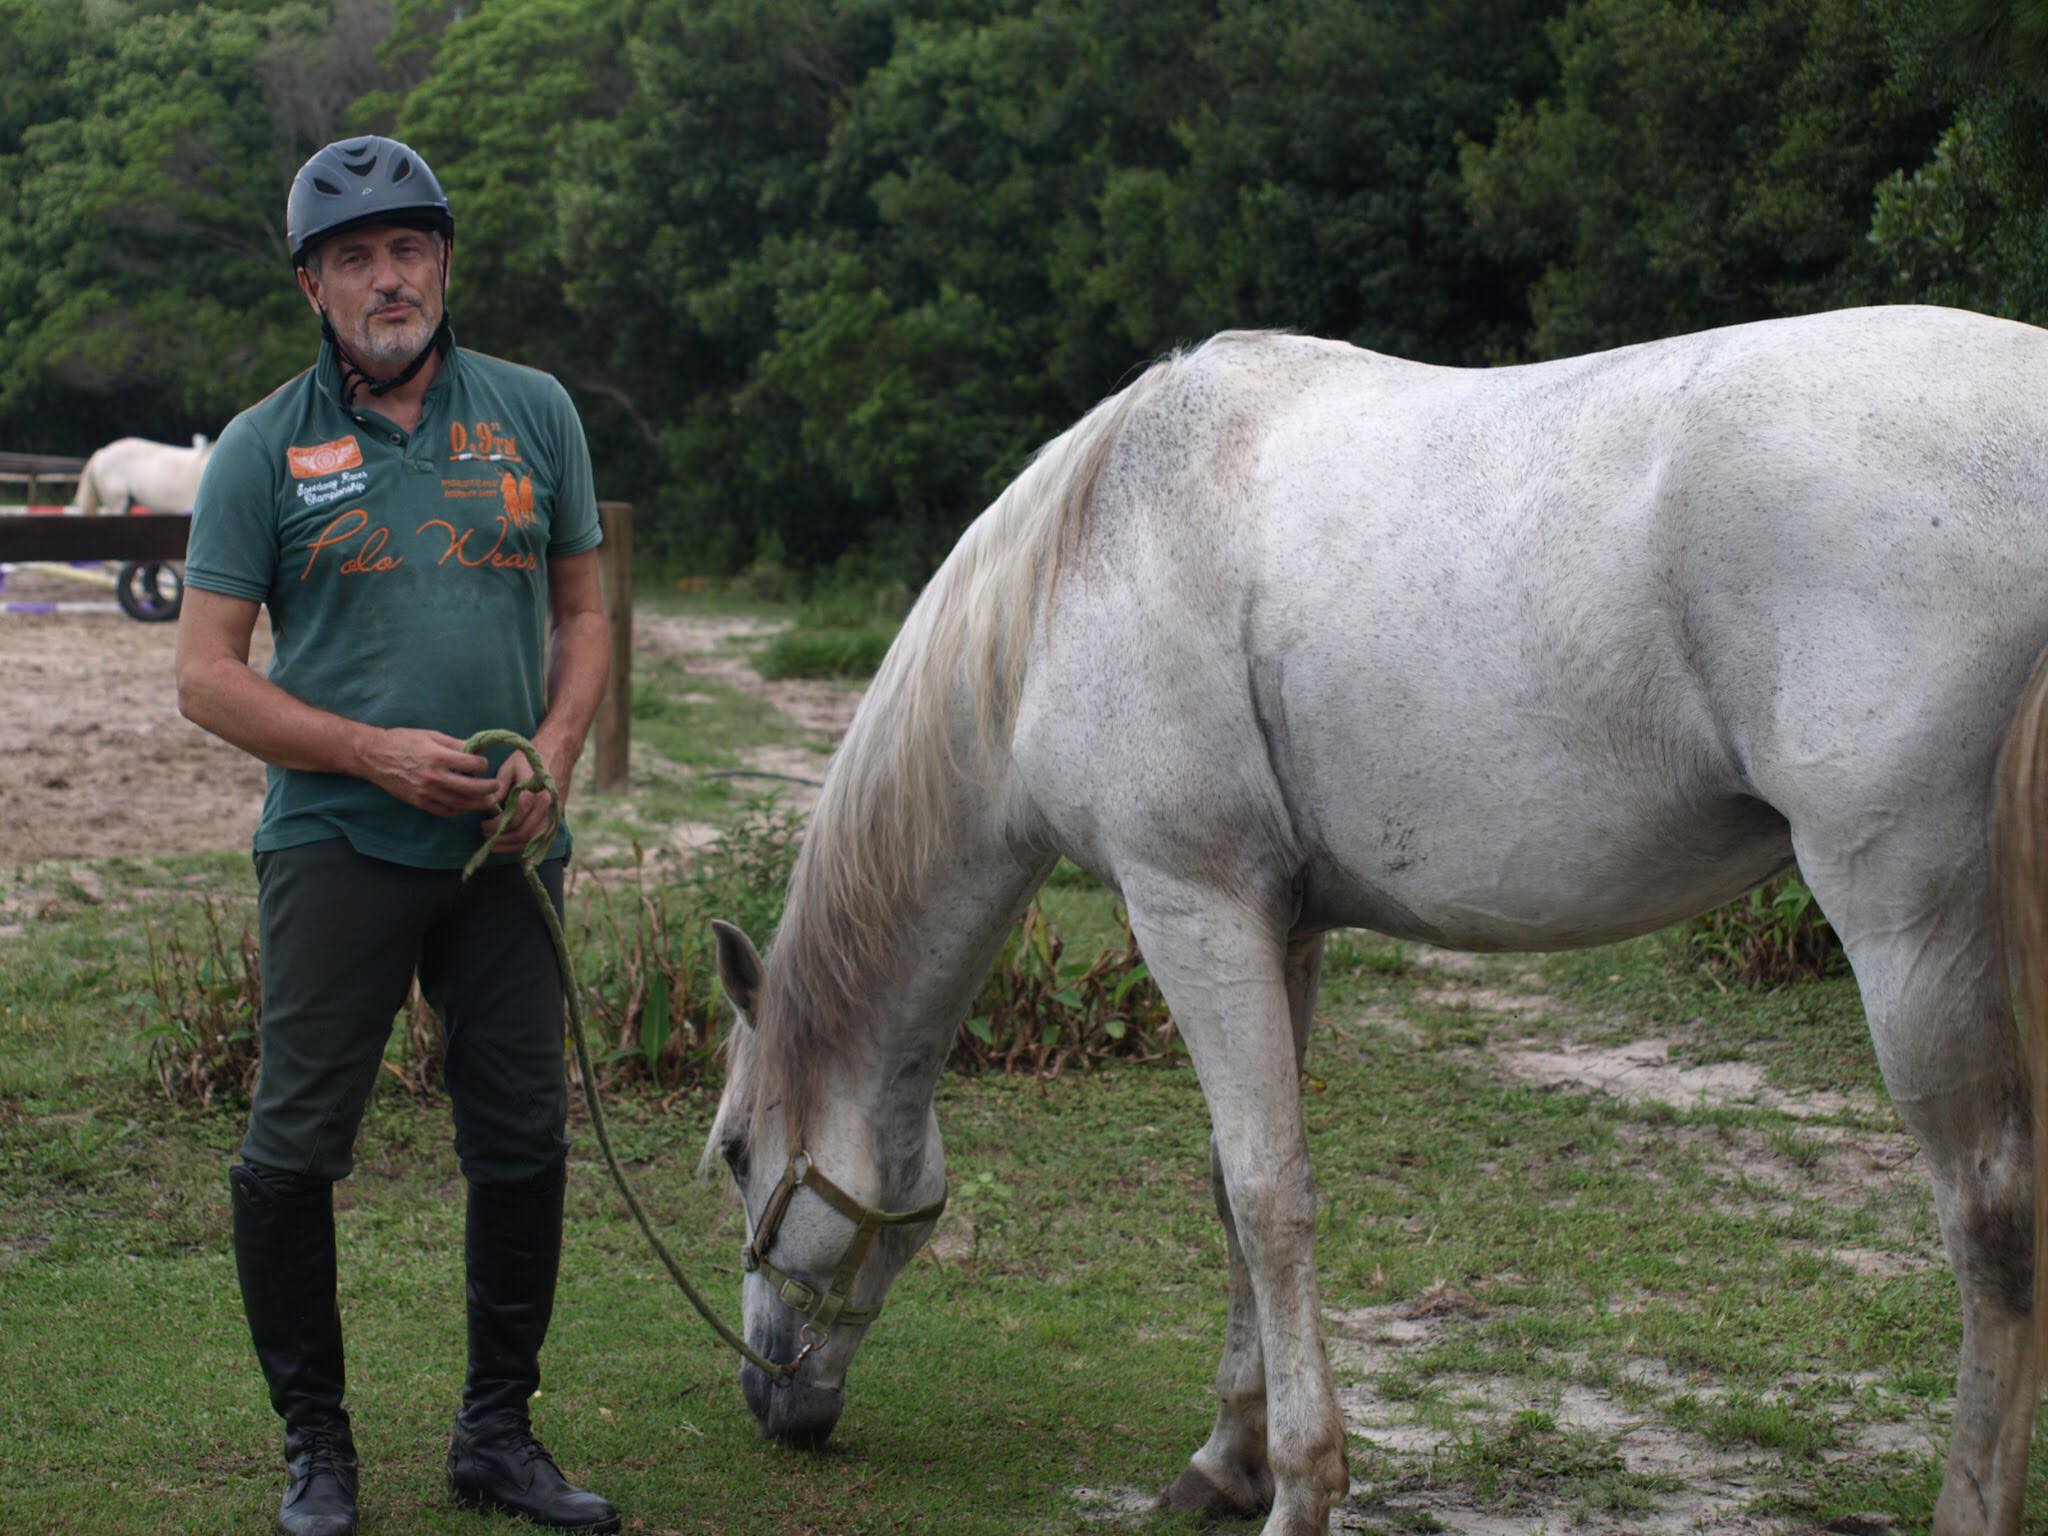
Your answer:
3,0 -> 2043,572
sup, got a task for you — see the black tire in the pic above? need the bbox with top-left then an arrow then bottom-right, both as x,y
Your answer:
115,561 -> 183,622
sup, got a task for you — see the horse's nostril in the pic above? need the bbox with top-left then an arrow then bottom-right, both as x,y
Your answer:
742,1371 -> 845,1451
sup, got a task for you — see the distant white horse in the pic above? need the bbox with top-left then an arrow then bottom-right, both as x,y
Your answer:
72,436 -> 213,515
704,306 -> 2048,1536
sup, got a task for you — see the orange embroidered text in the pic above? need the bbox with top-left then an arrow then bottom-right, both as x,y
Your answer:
300,508 -> 404,578
416,515 -> 539,571
448,419 -> 520,461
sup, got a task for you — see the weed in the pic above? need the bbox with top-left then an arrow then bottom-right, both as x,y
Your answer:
573,853 -> 726,1094
137,900 -> 260,1110
1429,1410 -> 1676,1512
952,905 -> 1180,1076
682,800 -> 803,945
1684,874 -> 1846,986
1699,1390 -> 1838,1459
381,981 -> 443,1101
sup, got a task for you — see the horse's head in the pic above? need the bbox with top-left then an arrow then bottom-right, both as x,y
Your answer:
707,919 -> 948,1448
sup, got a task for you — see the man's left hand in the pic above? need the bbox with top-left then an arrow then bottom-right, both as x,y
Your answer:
483,733 -> 576,852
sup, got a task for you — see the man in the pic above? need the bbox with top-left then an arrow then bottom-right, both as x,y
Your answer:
176,135 -> 618,1536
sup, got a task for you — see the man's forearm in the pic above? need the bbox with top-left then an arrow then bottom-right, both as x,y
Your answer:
536,611 -> 612,769
178,654 -> 374,776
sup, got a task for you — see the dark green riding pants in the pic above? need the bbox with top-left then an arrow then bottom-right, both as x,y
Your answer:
241,838 -> 570,1186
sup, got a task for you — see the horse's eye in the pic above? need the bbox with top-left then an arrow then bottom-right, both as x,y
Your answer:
721,1137 -> 747,1176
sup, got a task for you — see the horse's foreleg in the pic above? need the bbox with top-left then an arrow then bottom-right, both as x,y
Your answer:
1793,826 -> 2036,1536
1131,891 -> 1344,1536
1161,933 -> 1324,1521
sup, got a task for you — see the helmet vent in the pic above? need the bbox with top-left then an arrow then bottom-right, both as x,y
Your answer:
340,152 -> 377,177
391,155 -> 413,183
312,175 -> 344,196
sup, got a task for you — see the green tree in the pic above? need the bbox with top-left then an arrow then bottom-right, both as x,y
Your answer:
1461,0 -> 1941,358
1867,0 -> 2048,319
1073,0 -> 1562,369
0,0 -> 401,452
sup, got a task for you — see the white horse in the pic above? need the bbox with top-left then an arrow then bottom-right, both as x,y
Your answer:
705,305 -> 2048,1536
72,436 -> 213,515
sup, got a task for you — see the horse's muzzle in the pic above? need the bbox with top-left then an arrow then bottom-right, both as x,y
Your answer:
742,1361 -> 844,1449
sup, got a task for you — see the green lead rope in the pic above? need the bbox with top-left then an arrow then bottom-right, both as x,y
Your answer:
459,729 -> 792,1380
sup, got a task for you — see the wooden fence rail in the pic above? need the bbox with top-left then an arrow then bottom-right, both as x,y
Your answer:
0,513 -> 189,562
0,452 -> 87,510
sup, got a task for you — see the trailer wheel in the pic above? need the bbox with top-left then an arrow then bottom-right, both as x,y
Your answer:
115,561 -> 183,622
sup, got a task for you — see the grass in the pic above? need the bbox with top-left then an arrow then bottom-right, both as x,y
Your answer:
755,622 -> 898,681
4,580 -> 2040,1533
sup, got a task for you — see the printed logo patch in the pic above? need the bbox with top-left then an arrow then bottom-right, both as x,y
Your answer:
288,436 -> 364,479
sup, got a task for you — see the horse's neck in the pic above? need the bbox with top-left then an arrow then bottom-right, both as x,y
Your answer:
788,742 -> 1046,1175
870,798 -> 1045,1123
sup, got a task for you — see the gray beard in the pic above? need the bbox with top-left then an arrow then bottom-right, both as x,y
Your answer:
345,307 -> 433,372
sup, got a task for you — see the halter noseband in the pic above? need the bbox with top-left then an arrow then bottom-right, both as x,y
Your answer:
742,1150 -> 947,1365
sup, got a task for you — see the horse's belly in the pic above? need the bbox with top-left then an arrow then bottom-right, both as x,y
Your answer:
1295,773 -> 1793,951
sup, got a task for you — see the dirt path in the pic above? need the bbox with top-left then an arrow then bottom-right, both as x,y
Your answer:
634,611 -> 864,817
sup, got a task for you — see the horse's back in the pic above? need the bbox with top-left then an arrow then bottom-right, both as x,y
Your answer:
86,436 -> 213,512
1021,307 -> 2048,948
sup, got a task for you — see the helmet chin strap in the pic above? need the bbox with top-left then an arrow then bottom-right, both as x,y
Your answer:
323,311 -> 451,407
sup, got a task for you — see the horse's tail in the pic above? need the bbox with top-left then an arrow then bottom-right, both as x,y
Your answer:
1992,645 -> 2048,1381
73,449 -> 102,516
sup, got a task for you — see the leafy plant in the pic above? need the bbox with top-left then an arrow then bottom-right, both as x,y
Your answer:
1683,874 -> 1846,986
952,905 -> 1179,1076
683,800 -> 804,948
573,851 -> 727,1096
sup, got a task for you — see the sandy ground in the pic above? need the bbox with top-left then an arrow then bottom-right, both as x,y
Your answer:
0,565 -> 272,863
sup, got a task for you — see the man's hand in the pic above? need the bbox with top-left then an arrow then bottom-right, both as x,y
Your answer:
482,731 -> 576,851
360,728 -> 501,818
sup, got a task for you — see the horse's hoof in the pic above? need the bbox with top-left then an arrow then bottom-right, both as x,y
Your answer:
1157,1463 -> 1271,1521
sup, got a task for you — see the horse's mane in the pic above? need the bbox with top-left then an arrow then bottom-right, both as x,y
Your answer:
717,339 -> 1288,1152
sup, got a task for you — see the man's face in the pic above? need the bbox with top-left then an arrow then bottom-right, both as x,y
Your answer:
297,223 -> 446,373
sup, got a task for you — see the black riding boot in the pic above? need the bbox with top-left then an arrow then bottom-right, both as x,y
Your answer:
230,1163 -> 359,1536
446,1170 -> 619,1532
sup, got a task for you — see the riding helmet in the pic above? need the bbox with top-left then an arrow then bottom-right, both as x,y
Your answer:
286,136 -> 453,267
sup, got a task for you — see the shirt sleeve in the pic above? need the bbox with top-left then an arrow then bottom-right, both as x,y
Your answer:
183,413 -> 279,603
546,378 -> 603,558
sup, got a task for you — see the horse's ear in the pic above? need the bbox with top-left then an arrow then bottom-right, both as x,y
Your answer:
710,919 -> 764,1025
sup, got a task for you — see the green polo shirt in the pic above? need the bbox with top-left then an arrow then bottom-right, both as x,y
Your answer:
185,336 -> 602,869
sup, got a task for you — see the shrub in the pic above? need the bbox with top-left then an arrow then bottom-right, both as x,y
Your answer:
572,856 -> 725,1095
570,804 -> 802,1095
140,900 -> 261,1110
952,905 -> 1180,1075
1683,873 -> 1846,986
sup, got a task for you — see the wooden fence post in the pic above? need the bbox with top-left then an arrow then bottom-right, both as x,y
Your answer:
594,501 -> 634,793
